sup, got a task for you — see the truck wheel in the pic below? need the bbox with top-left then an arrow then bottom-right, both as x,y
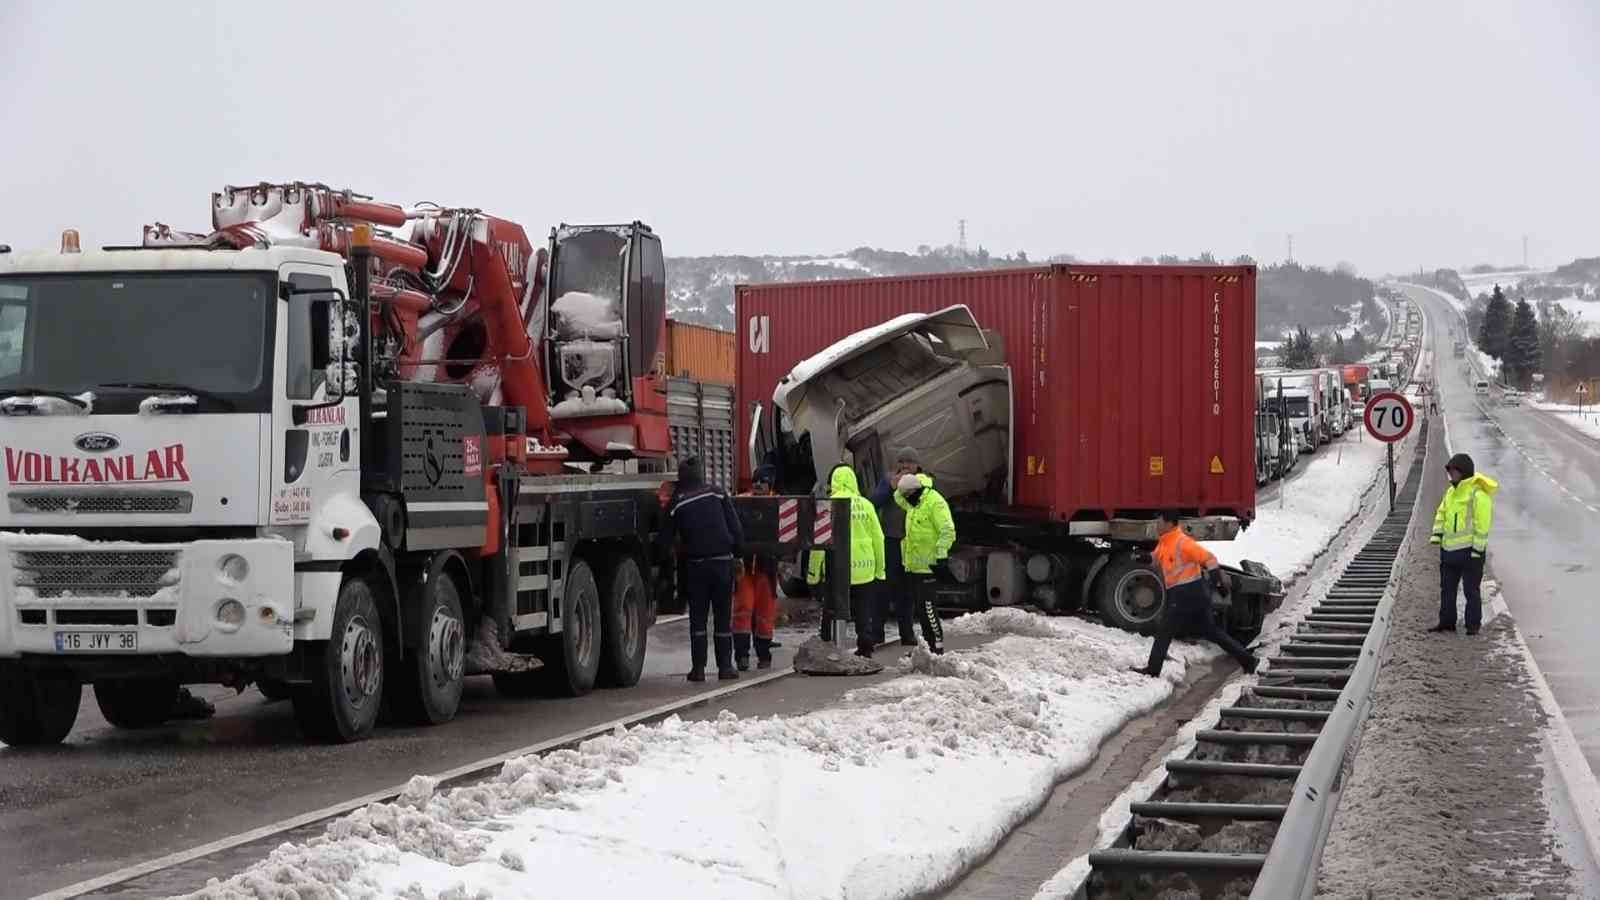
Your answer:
256,679 -> 292,702
598,556 -> 648,688
93,678 -> 178,729
390,572 -> 466,726
293,575 -> 385,743
1095,557 -> 1166,634
0,668 -> 80,746
538,558 -> 602,697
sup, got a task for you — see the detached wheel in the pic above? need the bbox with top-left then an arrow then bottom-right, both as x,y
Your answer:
538,558 -> 602,697
293,575 -> 385,743
1095,557 -> 1166,634
390,572 -> 466,726
93,678 -> 177,729
598,556 -> 648,688
0,667 -> 81,746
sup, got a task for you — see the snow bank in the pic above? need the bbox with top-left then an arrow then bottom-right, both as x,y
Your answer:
182,611 -> 1224,900
1532,402 -> 1600,442
1203,430 -> 1388,583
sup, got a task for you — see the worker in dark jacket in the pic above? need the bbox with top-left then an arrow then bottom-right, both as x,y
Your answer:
656,457 -> 745,682
869,447 -> 923,646
1131,510 -> 1259,678
732,465 -> 780,670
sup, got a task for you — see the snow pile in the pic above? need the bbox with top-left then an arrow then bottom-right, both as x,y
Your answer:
182,611 -> 1224,900
550,291 -> 624,340
1204,430 -> 1389,582
1531,401 -> 1600,442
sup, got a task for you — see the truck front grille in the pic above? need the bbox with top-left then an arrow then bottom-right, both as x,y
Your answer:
11,548 -> 180,600
10,492 -> 193,514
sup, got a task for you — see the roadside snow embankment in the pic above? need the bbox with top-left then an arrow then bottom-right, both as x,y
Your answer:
1533,401 -> 1600,443
1204,431 -> 1389,584
183,612 -> 1225,900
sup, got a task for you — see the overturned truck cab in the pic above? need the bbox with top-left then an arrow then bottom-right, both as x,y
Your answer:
752,298 -> 1281,641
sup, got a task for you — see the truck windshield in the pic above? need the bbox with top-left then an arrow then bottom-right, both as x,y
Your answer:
1277,397 -> 1310,418
0,271 -> 274,412
550,230 -> 627,341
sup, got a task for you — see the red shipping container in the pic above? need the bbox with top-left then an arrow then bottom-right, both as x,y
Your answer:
736,264 -> 1257,524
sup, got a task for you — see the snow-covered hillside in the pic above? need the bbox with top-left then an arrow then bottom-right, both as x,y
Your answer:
667,247 -> 1029,329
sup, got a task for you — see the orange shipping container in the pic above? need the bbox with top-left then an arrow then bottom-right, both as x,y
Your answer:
664,319 -> 735,384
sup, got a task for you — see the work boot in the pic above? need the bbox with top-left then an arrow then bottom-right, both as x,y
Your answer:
1466,626 -> 1480,636
689,631 -> 709,683
756,657 -> 773,670
718,668 -> 739,681
736,657 -> 750,671
713,635 -> 735,675
1426,623 -> 1456,633
732,633 -> 752,664
1129,666 -> 1159,679
171,687 -> 216,720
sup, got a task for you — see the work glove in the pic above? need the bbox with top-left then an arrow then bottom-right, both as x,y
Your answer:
1209,569 -> 1230,597
1429,533 -> 1442,545
931,558 -> 951,579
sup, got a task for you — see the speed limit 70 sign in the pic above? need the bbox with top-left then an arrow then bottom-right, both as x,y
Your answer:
1364,391 -> 1415,443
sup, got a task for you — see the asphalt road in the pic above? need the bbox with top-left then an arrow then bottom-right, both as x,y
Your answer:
1403,283 -> 1600,772
0,615 -> 827,898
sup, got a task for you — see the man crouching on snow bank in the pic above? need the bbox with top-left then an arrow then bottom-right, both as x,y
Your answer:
1132,510 -> 1259,678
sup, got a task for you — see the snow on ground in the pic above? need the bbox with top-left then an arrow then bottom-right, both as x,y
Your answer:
1557,296 -> 1600,329
789,256 -> 869,272
182,612 -> 1226,900
1532,401 -> 1600,442
1203,430 -> 1389,583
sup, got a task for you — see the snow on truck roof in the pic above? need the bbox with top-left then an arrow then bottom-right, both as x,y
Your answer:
772,305 -> 989,412
0,245 -> 338,274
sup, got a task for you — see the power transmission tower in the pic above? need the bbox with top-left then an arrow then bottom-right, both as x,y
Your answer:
1287,234 -> 1294,263
958,219 -> 968,255
1523,235 -> 1529,269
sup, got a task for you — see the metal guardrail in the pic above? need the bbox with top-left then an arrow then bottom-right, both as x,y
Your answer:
1248,417 -> 1433,898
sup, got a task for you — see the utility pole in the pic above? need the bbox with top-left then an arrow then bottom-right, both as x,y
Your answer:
958,219 -> 968,256
1523,234 -> 1529,270
1287,233 -> 1294,264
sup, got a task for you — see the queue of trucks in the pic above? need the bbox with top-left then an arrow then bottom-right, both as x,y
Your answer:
1250,296 -> 1416,485
0,189 -> 1309,746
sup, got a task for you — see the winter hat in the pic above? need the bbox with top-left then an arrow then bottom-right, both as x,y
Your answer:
895,447 -> 921,467
897,474 -> 922,493
677,456 -> 705,487
1445,453 -> 1474,480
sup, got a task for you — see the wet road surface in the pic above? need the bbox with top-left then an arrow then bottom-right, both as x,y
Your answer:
0,616 -> 824,898
1404,284 -> 1600,772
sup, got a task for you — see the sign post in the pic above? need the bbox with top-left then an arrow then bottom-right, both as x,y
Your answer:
1364,391 -> 1416,510
1578,382 -> 1588,421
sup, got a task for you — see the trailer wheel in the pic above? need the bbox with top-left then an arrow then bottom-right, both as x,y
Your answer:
390,572 -> 466,726
93,678 -> 178,729
538,558 -> 602,697
293,575 -> 385,743
0,667 -> 80,746
598,556 -> 648,688
1095,557 -> 1166,634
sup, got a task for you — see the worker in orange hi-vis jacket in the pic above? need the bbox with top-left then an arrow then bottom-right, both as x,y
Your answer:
732,465 -> 781,670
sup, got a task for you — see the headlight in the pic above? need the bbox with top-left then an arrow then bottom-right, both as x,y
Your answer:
218,554 -> 249,584
217,599 -> 245,629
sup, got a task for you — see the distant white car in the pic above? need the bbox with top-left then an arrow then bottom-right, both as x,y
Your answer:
1475,380 -> 1490,396
1503,390 -> 1522,407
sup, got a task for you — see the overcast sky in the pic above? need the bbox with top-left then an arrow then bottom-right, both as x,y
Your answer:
2,1 -> 1595,276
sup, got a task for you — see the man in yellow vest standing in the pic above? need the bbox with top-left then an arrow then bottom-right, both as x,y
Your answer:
1428,453 -> 1497,636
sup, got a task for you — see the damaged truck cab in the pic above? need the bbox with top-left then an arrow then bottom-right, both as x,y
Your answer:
740,269 -> 1283,640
